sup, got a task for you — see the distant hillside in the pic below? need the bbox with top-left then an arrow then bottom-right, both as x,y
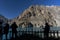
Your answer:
0,14 -> 8,23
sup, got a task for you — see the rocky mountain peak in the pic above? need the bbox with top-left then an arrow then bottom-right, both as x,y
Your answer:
14,5 -> 57,27
1,5 -> 60,27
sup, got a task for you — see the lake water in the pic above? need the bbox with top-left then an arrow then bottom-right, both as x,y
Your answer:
2,27 -> 60,40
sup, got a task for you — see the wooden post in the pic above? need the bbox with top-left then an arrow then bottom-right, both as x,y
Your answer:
53,31 -> 55,37
57,31 -> 58,38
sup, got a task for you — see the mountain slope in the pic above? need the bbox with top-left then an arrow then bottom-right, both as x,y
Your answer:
0,14 -> 8,23
11,5 -> 57,27
1,5 -> 60,27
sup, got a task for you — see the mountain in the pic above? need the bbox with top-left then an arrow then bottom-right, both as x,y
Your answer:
0,14 -> 8,23
1,5 -> 60,27
10,5 -> 57,27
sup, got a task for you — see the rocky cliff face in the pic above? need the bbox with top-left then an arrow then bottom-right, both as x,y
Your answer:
10,5 -> 57,27
1,5 -> 60,27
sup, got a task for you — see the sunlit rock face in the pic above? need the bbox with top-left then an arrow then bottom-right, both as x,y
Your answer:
46,5 -> 60,27
12,5 -> 57,27
1,5 -> 60,27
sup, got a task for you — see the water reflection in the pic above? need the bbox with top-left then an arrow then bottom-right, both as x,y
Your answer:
2,26 -> 60,40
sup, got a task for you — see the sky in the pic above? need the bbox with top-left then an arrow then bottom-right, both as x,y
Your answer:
0,0 -> 60,19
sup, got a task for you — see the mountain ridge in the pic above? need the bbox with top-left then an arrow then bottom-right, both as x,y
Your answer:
1,5 -> 60,27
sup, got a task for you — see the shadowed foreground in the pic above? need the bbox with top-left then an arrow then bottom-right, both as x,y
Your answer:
0,21 -> 60,40
10,34 -> 60,40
